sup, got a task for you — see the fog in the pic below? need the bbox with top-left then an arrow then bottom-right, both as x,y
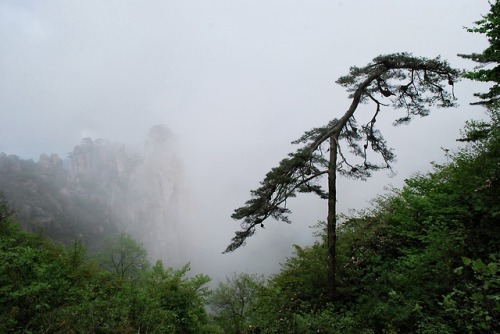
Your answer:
0,1 -> 492,282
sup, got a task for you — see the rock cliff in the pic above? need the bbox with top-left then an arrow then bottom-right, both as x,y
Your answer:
0,125 -> 185,263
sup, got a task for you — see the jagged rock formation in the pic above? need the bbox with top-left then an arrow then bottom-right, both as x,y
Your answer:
0,125 -> 185,263
121,125 -> 183,261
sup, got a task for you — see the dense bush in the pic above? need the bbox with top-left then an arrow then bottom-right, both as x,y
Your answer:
0,200 -> 215,333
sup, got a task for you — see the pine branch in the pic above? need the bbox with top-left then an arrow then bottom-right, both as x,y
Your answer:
225,52 -> 459,253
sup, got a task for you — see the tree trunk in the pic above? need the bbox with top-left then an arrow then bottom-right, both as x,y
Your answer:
326,134 -> 338,300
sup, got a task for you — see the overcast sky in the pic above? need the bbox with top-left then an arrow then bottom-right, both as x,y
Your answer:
0,1 -> 492,280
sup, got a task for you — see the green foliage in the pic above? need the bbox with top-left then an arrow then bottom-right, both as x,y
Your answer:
97,232 -> 150,278
226,52 -> 459,270
0,197 -> 213,333
226,148 -> 329,252
338,134 -> 499,331
442,255 -> 500,333
244,235 -> 332,333
2,4 -> 499,332
245,102 -> 500,332
337,53 -> 459,113
1,86 -> 497,334
272,241 -> 328,308
209,272 -> 265,333
459,0 -> 500,108
293,304 -> 374,334
135,261 -> 213,333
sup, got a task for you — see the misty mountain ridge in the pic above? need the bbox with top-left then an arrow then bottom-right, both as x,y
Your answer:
0,125 -> 187,265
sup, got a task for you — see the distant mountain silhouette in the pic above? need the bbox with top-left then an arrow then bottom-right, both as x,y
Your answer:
0,125 -> 186,263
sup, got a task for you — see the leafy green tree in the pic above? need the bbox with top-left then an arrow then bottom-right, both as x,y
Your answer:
442,255 -> 500,333
334,116 -> 499,332
0,197 -> 64,332
209,272 -> 265,333
225,53 -> 459,298
257,243 -> 329,332
139,261 -> 213,333
98,232 -> 150,278
248,228 -> 374,333
0,194 -> 217,332
273,241 -> 328,308
253,101 -> 499,331
0,195 -> 102,332
459,0 -> 500,109
457,0 -> 500,147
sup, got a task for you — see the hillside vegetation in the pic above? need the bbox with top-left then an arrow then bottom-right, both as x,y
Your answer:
1,2 -> 499,332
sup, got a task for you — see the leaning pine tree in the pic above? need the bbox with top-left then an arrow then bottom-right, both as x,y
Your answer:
224,53 -> 460,299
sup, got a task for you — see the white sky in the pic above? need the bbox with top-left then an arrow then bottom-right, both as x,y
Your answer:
0,0 -> 492,281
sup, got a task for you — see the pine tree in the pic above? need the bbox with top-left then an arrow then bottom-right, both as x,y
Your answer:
225,53 -> 459,299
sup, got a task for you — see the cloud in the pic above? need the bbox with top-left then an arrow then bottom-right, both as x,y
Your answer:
0,0 -> 491,281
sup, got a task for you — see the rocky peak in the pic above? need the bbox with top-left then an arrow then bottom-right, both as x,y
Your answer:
0,125 -> 187,264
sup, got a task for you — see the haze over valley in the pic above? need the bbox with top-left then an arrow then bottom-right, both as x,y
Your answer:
0,0 -> 492,283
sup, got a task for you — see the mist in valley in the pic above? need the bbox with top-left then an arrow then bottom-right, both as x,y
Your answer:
0,0 -> 493,284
